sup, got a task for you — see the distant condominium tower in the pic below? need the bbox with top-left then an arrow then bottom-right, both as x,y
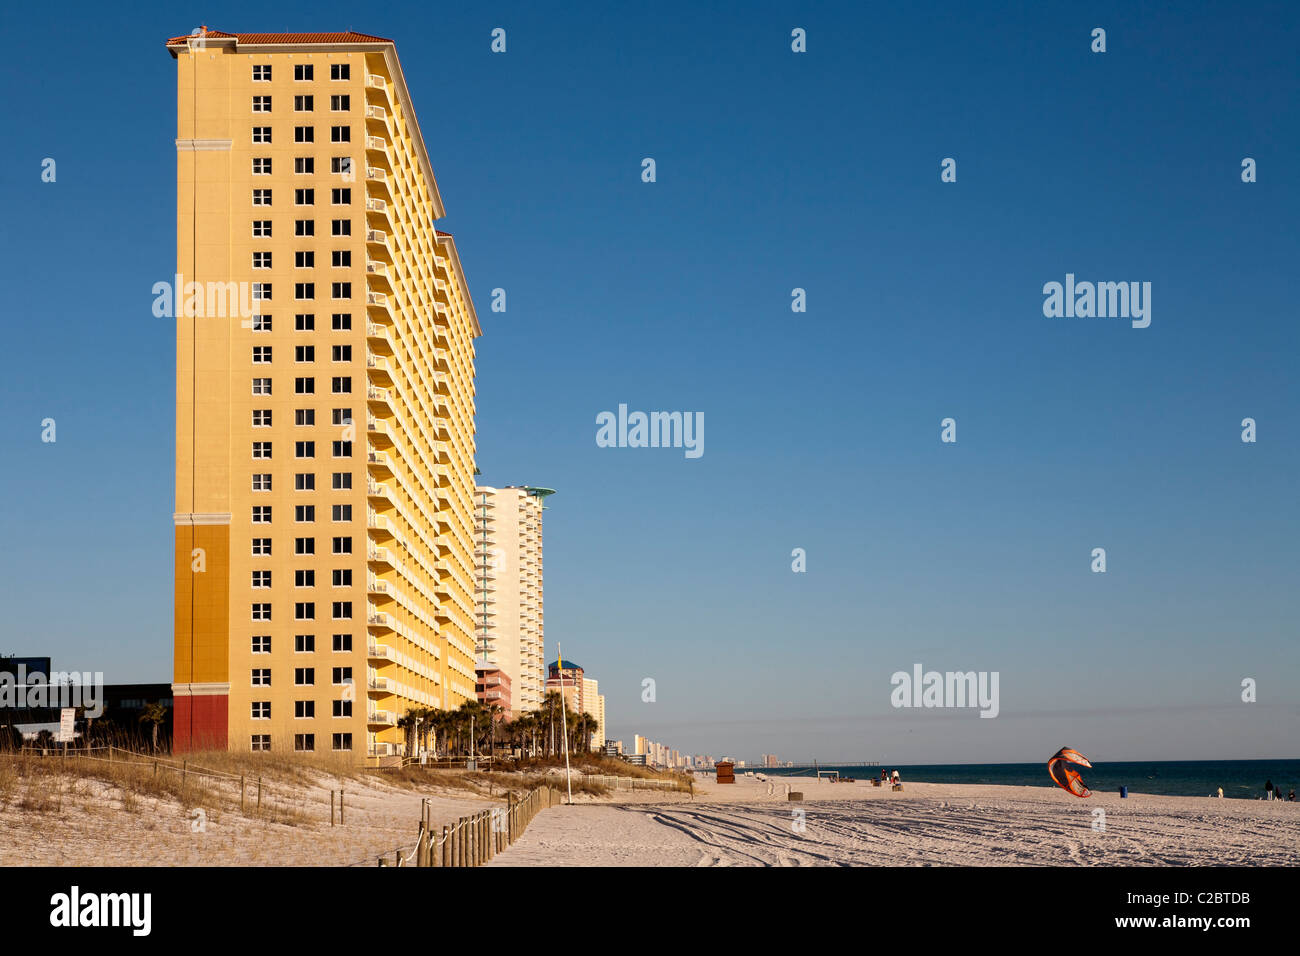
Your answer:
473,486 -> 551,711
168,28 -> 482,757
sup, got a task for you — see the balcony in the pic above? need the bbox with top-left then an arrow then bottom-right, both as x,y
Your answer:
365,228 -> 388,247
368,676 -> 395,695
367,609 -> 396,631
366,450 -> 394,475
365,104 -> 388,123
366,416 -> 394,444
367,642 -> 395,663
365,197 -> 389,220
367,385 -> 392,408
367,544 -> 395,567
367,709 -> 396,727
365,353 -> 393,384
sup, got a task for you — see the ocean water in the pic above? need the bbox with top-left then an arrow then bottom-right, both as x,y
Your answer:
755,760 -> 1300,800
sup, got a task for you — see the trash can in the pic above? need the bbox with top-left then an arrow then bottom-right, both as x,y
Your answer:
1119,786 -> 1128,798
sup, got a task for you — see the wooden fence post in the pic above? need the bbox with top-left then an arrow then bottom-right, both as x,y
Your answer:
442,826 -> 449,867
330,790 -> 335,826
241,774 -> 246,813
339,787 -> 344,824
257,776 -> 262,811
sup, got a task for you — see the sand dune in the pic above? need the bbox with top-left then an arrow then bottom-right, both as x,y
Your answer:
490,775 -> 1300,866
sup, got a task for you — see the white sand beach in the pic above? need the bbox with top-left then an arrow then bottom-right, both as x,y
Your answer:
488,774 -> 1300,866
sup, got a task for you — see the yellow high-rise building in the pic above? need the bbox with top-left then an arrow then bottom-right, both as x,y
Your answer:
167,28 -> 481,759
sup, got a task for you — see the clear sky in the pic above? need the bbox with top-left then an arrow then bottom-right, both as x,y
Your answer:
1,1 -> 1296,764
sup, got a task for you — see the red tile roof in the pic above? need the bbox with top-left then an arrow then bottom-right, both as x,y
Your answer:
166,29 -> 392,46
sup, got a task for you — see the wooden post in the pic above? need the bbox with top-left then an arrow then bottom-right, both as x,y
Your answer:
442,826 -> 449,867
330,789 -> 335,826
339,787 -> 344,824
241,774 -> 246,813
257,776 -> 262,811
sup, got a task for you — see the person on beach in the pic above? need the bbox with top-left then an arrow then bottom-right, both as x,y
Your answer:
1289,790 -> 1296,802
1265,780 -> 1274,800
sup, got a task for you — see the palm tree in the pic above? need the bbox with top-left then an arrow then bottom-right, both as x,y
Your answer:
398,709 -> 419,758
138,702 -> 169,753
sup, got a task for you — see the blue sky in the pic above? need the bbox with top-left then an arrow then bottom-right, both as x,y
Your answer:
1,1 -> 1297,763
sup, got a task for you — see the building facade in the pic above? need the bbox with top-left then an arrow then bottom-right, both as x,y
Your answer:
473,486 -> 550,711
168,28 -> 481,757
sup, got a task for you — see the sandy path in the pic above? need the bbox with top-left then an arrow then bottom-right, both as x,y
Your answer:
490,776 -> 1300,867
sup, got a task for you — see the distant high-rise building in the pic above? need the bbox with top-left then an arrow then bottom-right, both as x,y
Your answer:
474,486 -> 552,710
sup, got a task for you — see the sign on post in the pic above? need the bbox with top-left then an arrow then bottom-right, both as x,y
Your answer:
57,708 -> 76,743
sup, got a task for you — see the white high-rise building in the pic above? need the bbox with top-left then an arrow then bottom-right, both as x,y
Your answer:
474,486 -> 552,712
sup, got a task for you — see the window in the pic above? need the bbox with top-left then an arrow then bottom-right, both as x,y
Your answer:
332,440 -> 352,458
295,634 -> 316,652
294,667 -> 315,686
295,313 -> 315,331
294,95 -> 314,111
295,440 -> 315,458
295,537 -> 315,555
251,313 -> 271,331
295,473 -> 316,491
295,188 -> 314,205
294,734 -> 315,752
253,64 -> 271,81
331,409 -> 351,431
252,345 -> 272,363
295,701 -> 315,718
331,188 -> 351,205
295,219 -> 315,236
252,252 -> 271,270
252,668 -> 271,686
252,474 -> 272,492
253,409 -> 272,427
295,570 -> 315,588
252,635 -> 271,654
295,282 -> 315,300
251,734 -> 271,752
331,157 -> 353,176
331,250 -> 351,267
332,219 -> 351,236
331,126 -> 351,143
252,505 -> 272,523
332,473 -> 352,490
331,313 -> 351,331
332,602 -> 352,621
252,441 -> 272,459
332,667 -> 353,685
295,504 -> 316,522
294,126 -> 315,143
252,188 -> 272,205
330,94 -> 350,111
331,282 -> 351,300
332,633 -> 352,652
332,537 -> 352,555
295,251 -> 315,268
253,157 -> 271,175
332,733 -> 353,752
252,569 -> 271,588
295,156 -> 315,174
331,376 -> 352,394
294,64 -> 314,81
295,409 -> 315,426
252,282 -> 271,301
252,377 -> 272,395
252,220 -> 272,238
252,538 -> 271,556
295,602 -> 315,621
252,126 -> 271,144
252,95 -> 271,112
294,377 -> 315,395
331,505 -> 352,523
295,345 -> 315,362
332,569 -> 353,586
332,345 -> 352,362
252,702 -> 271,719
331,64 -> 349,80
